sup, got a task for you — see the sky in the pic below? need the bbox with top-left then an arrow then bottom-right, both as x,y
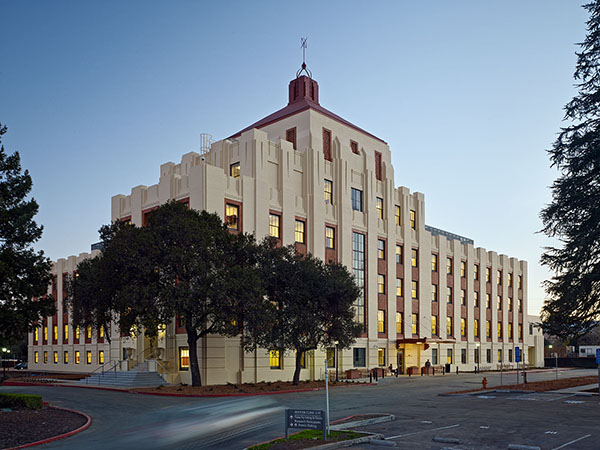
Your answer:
0,1 -> 589,316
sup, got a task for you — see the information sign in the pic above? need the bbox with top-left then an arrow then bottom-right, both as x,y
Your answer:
596,348 -> 600,364
515,346 -> 520,363
285,409 -> 326,439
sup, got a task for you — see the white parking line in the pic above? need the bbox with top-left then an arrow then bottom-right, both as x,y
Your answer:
551,434 -> 592,449
545,393 -> 577,402
386,424 -> 460,440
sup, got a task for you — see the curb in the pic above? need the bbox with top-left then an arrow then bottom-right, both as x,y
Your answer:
3,406 -> 91,450
330,414 -> 395,430
306,433 -> 384,449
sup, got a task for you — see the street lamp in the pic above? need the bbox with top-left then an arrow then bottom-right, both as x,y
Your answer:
334,341 -> 339,382
1,347 -> 10,379
549,344 -> 558,380
476,343 -> 480,374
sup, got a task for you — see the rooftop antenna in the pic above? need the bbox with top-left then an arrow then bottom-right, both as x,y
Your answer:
296,37 -> 312,78
199,133 -> 212,156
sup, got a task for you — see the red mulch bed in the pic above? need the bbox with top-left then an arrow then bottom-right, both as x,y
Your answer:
446,376 -> 598,394
0,406 -> 87,449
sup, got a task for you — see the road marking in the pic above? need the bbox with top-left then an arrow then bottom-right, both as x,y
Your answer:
477,395 -> 496,399
564,400 -> 584,404
386,424 -> 460,440
551,434 -> 592,449
545,431 -> 558,435
421,420 -> 432,424
545,393 -> 576,402
480,426 -> 489,429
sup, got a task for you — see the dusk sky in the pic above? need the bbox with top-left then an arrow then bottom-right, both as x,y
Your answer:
0,1 -> 589,316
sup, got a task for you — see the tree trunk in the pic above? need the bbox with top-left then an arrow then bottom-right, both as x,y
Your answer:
185,322 -> 202,386
293,349 -> 303,385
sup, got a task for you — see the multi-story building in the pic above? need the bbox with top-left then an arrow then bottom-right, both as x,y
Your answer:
28,69 -> 544,384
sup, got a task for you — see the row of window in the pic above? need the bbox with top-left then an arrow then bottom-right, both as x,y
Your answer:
34,324 -> 104,344
433,347 -> 520,365
34,350 -> 104,365
348,187 -> 416,230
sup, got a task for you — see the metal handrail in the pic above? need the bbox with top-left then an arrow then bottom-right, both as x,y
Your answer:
85,359 -> 123,384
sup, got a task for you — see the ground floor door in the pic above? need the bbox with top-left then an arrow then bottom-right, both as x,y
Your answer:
397,348 -> 405,374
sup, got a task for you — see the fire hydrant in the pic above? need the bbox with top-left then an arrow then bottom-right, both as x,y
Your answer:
482,377 -> 488,389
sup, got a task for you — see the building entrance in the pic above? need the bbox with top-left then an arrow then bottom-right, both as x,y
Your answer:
397,348 -> 405,374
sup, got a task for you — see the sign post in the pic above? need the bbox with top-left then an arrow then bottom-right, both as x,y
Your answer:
596,349 -> 600,397
324,359 -> 330,437
515,347 -> 520,385
285,409 -> 326,440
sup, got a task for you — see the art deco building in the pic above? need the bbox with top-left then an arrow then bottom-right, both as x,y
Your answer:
28,68 -> 545,384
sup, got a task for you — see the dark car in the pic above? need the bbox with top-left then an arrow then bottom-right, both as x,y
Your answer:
14,362 -> 27,370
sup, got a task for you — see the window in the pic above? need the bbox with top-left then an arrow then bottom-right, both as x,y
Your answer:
295,220 -> 305,244
53,324 -> 58,341
474,319 -> 479,338
351,188 -> 363,211
411,249 -> 418,267
323,128 -> 332,161
497,270 -> 502,285
99,351 -> 104,364
461,289 -> 466,306
447,257 -> 453,274
396,312 -> 403,333
461,348 -> 467,364
378,310 -> 385,333
75,351 -> 80,364
486,320 -> 491,338
299,351 -> 306,369
460,261 -> 466,278
474,291 -> 480,308
352,232 -> 366,327
529,323 -> 533,335
486,294 -> 491,309
378,348 -> 386,366
497,295 -> 502,310
411,313 -> 418,335
34,351 -> 38,363
395,245 -> 402,264
396,278 -> 402,297
447,348 -> 453,364
326,226 -> 335,249
518,275 -> 523,289
377,275 -> 385,294
75,327 -> 80,340
375,151 -> 383,181
446,317 -> 453,336
486,348 -> 491,363
324,179 -> 333,204
230,162 -> 240,178
63,324 -> 69,341
286,127 -> 297,150
411,281 -> 418,299
376,197 -> 384,219
53,351 -> 58,364
486,267 -> 491,282
326,348 -> 335,368
86,325 -> 92,339
461,318 -> 466,337
508,349 -> 513,362
179,347 -> 189,370
508,322 -> 513,338
353,348 -> 366,367
431,284 -> 438,302
269,213 -> 281,238
395,205 -> 400,226
225,203 -> 239,231
99,325 -> 105,339
474,348 -> 480,363
508,273 -> 513,287
377,239 -> 385,259
431,254 -> 438,271
87,351 -> 92,364
64,351 -> 69,364
34,328 -> 38,343
350,140 -> 359,155
431,316 -> 438,335
43,325 -> 48,341
498,349 -> 503,363
410,210 -> 416,230
44,351 -> 48,364
474,264 -> 479,280
447,287 -> 453,304
508,297 -> 513,311
518,298 -> 522,312
519,324 -> 523,339
269,350 -> 281,369
498,322 -> 503,338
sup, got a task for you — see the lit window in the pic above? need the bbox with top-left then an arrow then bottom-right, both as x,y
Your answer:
75,351 -> 80,364
225,203 -> 239,231
34,328 -> 38,342
518,275 -> 523,289
269,213 -> 281,239
411,249 -> 418,267
461,318 -> 466,337
378,274 -> 385,294
460,261 -> 466,278
34,351 -> 39,363
431,284 -> 438,302
508,323 -> 513,338
486,320 -> 491,338
378,348 -> 386,366
431,254 -> 438,271
497,296 -> 502,310
498,322 -> 502,338
86,325 -> 92,339
410,210 -> 416,230
395,205 -> 400,226
446,317 -> 453,336
508,273 -> 513,287
325,226 -> 335,249
396,312 -> 403,334
295,220 -> 305,244
447,287 -> 453,304
519,323 -> 523,339
396,278 -> 402,297
99,351 -> 104,364
431,316 -> 438,335
376,197 -> 384,219
43,351 -> 48,364
230,162 -> 240,178
411,281 -> 418,299
377,239 -> 385,259
63,324 -> 69,341
87,351 -> 92,364
461,289 -> 466,306
447,348 -> 453,364
53,325 -> 58,341
64,351 -> 69,364
43,326 -> 48,341
269,349 -> 281,369
474,291 -> 479,307
53,351 -> 58,364
75,327 -> 80,340
447,257 -> 453,274
518,298 -> 522,312
498,349 -> 502,362
486,267 -> 491,282
179,347 -> 189,370
411,313 -> 418,335
351,188 -> 363,211
99,325 -> 105,339
324,179 -> 333,204
486,294 -> 491,309
474,319 -> 479,338
497,270 -> 502,285
474,264 -> 479,280
396,245 -> 402,264
508,297 -> 513,311
299,351 -> 306,369
378,310 -> 385,333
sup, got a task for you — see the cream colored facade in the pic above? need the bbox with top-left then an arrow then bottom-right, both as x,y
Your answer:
28,72 -> 543,383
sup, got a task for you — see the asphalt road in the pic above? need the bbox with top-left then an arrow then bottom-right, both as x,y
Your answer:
1,368 -> 598,450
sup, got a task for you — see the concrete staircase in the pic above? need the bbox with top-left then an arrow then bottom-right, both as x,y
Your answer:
80,362 -> 166,387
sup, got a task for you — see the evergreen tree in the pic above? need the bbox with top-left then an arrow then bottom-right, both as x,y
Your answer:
540,2 -> 600,339
0,123 -> 55,344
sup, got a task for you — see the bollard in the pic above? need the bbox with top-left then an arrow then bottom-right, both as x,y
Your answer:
523,371 -> 527,384
482,377 -> 487,389
382,370 -> 385,379
370,372 -> 372,383
456,366 -> 459,375
375,370 -> 378,381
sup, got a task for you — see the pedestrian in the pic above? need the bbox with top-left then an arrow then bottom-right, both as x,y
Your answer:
425,359 -> 431,375
388,363 -> 393,375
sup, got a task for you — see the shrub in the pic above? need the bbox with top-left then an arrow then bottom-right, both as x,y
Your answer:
0,393 -> 43,410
